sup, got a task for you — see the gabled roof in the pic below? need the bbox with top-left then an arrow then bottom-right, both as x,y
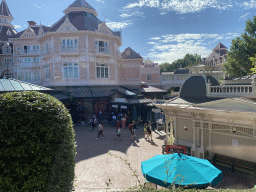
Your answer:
0,0 -> 12,17
195,97 -> 256,113
121,47 -> 142,59
141,86 -> 167,93
212,42 -> 227,51
68,0 -> 95,10
0,78 -> 53,92
30,27 -> 40,35
0,26 -> 16,41
9,29 -> 25,38
53,86 -> 136,98
206,49 -> 227,62
9,25 -> 50,39
41,25 -> 51,33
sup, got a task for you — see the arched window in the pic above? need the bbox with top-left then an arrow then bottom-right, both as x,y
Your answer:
1,70 -> 14,78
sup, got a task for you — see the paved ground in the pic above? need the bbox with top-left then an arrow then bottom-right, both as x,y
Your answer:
73,122 -> 256,192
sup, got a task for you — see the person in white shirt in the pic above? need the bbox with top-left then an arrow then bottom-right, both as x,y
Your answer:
96,122 -> 104,139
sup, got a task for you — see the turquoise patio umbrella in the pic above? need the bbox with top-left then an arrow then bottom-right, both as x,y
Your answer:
141,153 -> 222,189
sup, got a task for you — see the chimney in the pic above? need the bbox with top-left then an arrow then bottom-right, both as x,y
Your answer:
28,21 -> 37,26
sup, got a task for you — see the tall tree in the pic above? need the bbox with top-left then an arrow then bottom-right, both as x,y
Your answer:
223,16 -> 256,77
159,54 -> 201,72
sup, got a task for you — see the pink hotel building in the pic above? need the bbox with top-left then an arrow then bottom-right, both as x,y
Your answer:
0,0 -> 162,121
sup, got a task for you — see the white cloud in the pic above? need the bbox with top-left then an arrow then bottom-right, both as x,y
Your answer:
146,32 -> 234,64
240,13 -> 251,20
150,37 -> 161,40
120,11 -> 144,18
243,0 -> 256,8
14,25 -> 22,29
124,0 -> 233,14
34,5 -> 42,9
95,0 -> 105,3
106,21 -> 132,30
148,42 -> 157,44
125,0 -> 160,9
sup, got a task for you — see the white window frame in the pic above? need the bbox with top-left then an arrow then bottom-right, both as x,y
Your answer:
25,72 -> 32,80
63,63 -> 79,79
147,74 -> 152,81
95,40 -> 110,54
44,66 -> 50,79
60,37 -> 78,50
33,72 -> 40,80
96,64 -> 109,79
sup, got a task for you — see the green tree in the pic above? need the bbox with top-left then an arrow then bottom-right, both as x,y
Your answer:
0,91 -> 76,192
159,54 -> 201,72
223,16 -> 256,77
249,54 -> 256,74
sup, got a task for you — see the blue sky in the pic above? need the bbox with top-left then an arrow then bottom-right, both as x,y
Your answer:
7,0 -> 256,64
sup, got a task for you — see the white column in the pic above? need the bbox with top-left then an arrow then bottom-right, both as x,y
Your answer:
192,120 -> 196,149
173,114 -> 177,145
200,121 -> 204,150
209,122 -> 212,150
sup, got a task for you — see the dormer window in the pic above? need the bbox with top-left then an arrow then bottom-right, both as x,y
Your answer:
66,27 -> 70,31
6,30 -> 11,36
126,51 -> 130,56
3,47 -> 11,54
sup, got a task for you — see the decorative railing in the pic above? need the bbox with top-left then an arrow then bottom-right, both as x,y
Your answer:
208,85 -> 254,97
95,46 -> 110,54
20,62 -> 40,68
21,50 -> 40,54
60,45 -> 78,52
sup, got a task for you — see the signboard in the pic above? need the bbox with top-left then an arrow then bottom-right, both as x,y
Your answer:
114,98 -> 127,103
112,105 -> 118,108
152,108 -> 161,113
121,105 -> 127,109
166,145 -> 186,155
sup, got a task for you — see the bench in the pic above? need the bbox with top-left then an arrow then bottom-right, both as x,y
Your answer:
212,153 -> 256,176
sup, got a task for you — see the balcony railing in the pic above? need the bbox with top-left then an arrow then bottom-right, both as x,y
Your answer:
2,51 -> 12,55
20,62 -> 40,68
60,45 -> 78,52
209,85 -> 254,97
95,46 -> 110,54
21,50 -> 40,54
0,62 -> 14,67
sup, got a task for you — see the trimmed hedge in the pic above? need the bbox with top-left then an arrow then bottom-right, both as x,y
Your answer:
0,91 -> 76,192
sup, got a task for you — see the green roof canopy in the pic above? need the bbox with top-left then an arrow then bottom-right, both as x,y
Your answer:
0,78 -> 53,92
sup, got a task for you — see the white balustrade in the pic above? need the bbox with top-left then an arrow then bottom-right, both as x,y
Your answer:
60,45 -> 78,52
21,50 -> 40,54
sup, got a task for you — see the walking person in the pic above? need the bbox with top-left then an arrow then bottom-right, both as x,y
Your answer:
122,116 -> 126,129
116,119 -> 122,132
129,122 -> 135,140
93,117 -> 97,130
144,122 -> 148,139
96,122 -> 104,139
133,120 -> 137,137
146,122 -> 153,142
91,116 -> 95,130
114,126 -> 122,141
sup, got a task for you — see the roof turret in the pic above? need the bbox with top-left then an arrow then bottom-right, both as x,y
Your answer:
0,0 -> 13,19
63,0 -> 98,16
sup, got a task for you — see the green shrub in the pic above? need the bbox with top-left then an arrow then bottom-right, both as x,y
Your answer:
0,91 -> 76,192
